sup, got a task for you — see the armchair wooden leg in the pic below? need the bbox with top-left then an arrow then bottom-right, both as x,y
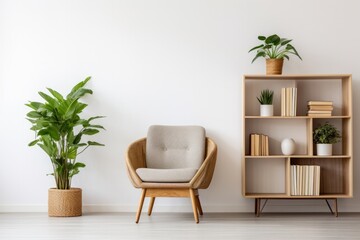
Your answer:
189,189 -> 199,223
195,195 -> 203,216
148,197 -> 155,216
135,189 -> 146,223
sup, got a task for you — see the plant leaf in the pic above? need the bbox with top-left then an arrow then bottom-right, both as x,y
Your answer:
248,44 -> 264,53
88,116 -> 106,122
47,126 -> 60,141
251,51 -> 266,63
286,44 -> 302,60
28,139 -> 40,146
89,124 -> 106,130
47,88 -> 64,102
26,111 -> 42,118
69,88 -> 93,100
265,34 -> 280,45
280,39 -> 292,46
258,36 -> 266,41
82,128 -> 100,135
26,102 -> 44,110
73,162 -> 86,168
38,92 -> 57,107
88,141 -> 105,146
73,133 -> 82,144
66,77 -> 91,99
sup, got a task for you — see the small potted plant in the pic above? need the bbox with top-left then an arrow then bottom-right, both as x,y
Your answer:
313,122 -> 341,156
249,34 -> 302,75
257,89 -> 274,116
26,77 -> 105,217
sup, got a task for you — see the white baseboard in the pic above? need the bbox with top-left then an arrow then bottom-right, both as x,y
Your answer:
0,203 -> 359,213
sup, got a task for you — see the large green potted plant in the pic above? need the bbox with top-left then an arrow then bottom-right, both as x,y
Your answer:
26,77 -> 104,217
249,34 -> 302,75
313,122 -> 341,156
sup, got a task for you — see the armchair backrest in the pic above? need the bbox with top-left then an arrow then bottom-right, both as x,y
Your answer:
146,125 -> 206,169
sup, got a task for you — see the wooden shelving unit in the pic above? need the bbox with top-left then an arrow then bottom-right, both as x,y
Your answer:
242,74 -> 353,216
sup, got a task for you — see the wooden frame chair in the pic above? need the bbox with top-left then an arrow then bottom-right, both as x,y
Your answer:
125,137 -> 217,223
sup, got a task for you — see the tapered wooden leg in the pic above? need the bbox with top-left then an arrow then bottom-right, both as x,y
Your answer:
135,189 -> 146,223
189,189 -> 199,223
148,197 -> 155,216
195,195 -> 203,216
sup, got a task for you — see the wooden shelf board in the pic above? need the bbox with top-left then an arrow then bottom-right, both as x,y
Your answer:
245,155 -> 350,159
243,74 -> 351,80
244,193 -> 352,199
245,116 -> 350,119
244,193 -> 288,198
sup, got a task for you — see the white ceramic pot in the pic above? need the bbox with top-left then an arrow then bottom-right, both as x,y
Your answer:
260,105 -> 273,116
281,138 -> 296,155
317,144 -> 332,156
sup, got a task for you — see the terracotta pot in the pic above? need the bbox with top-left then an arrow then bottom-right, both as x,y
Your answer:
266,58 -> 284,75
48,188 -> 82,217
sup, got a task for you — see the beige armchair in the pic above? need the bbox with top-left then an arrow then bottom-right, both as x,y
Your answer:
125,125 -> 217,223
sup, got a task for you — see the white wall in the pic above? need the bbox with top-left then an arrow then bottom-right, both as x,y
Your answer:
1,0 -> 360,213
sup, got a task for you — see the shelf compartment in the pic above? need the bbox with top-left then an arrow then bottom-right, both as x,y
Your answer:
290,158 -> 352,196
312,118 -> 350,156
245,118 -> 308,155
245,158 -> 286,195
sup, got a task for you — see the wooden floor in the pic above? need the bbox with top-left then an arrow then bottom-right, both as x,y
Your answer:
1,212 -> 360,239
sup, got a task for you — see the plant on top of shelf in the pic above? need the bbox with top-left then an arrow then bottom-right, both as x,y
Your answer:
313,122 -> 341,156
257,89 -> 274,116
249,34 -> 302,75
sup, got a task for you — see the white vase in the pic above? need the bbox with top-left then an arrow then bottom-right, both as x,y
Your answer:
260,105 -> 273,116
281,138 -> 296,155
317,144 -> 332,156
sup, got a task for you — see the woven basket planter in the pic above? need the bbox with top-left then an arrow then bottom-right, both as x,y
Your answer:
266,58 -> 284,75
48,188 -> 82,217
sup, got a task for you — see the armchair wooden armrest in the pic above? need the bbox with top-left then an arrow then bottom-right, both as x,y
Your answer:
190,137 -> 218,189
125,138 -> 147,188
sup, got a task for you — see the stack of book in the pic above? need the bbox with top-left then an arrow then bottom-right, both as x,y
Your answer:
290,165 -> 320,196
281,87 -> 297,116
249,134 -> 269,156
307,101 -> 333,117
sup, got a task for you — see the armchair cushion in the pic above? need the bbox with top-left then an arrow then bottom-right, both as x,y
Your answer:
136,168 -> 198,183
146,125 -> 206,169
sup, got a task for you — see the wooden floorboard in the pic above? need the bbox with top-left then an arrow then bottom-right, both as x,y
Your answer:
1,213 -> 360,239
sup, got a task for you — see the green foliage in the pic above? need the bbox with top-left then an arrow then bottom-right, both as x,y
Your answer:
257,89 -> 274,105
26,77 -> 105,189
313,122 -> 341,144
249,34 -> 302,63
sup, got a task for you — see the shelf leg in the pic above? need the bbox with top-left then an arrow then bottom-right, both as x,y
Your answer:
255,199 -> 258,216
335,198 -> 338,217
260,199 -> 268,213
325,199 -> 334,215
256,198 -> 261,217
